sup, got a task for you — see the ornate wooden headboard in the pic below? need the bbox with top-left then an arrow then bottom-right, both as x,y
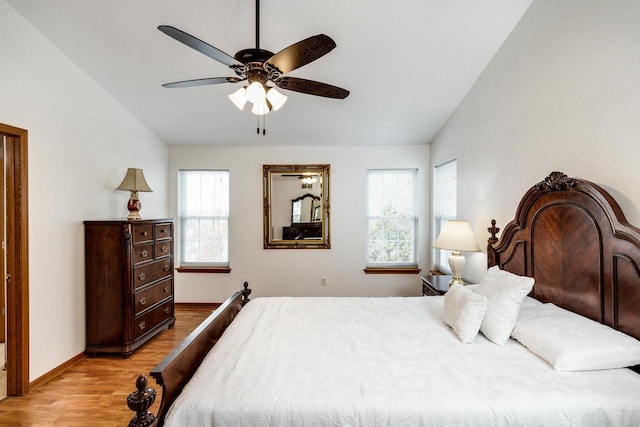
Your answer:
488,172 -> 640,341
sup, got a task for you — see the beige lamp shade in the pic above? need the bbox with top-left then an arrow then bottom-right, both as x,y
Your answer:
434,220 -> 480,252
116,168 -> 153,193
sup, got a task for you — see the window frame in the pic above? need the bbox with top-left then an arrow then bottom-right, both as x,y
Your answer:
364,168 -> 420,274
176,169 -> 231,274
432,160 -> 457,274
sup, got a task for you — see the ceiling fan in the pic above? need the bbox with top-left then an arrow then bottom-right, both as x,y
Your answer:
158,0 -> 349,117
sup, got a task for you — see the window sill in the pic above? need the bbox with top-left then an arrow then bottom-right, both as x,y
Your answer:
429,269 -> 448,275
363,267 -> 421,274
176,266 -> 231,274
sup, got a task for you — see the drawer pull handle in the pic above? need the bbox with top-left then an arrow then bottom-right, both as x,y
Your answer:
163,265 -> 170,272
160,228 -> 166,233
138,272 -> 146,281
140,249 -> 148,257
163,285 -> 170,293
138,321 -> 146,330
164,307 -> 171,315
161,246 -> 168,253
138,296 -> 146,305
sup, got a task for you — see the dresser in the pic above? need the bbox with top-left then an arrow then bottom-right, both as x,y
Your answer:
84,219 -> 175,357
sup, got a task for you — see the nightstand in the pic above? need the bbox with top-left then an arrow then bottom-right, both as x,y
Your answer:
421,275 -> 452,296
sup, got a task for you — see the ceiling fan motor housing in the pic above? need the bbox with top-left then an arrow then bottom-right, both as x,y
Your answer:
234,48 -> 274,64
233,48 -> 281,83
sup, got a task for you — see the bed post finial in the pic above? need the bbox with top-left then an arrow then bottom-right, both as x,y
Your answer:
127,374 -> 158,427
487,219 -> 500,268
242,281 -> 252,306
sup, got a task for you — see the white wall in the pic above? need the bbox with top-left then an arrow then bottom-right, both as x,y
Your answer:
431,0 -> 640,283
1,1 -> 169,381
169,145 -> 430,302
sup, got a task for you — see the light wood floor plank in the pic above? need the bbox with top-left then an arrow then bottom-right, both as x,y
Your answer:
0,305 -> 214,426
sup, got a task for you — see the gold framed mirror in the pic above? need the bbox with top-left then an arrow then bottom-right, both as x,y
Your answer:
263,164 -> 330,249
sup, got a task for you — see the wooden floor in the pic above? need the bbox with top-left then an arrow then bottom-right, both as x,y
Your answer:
0,304 -> 216,426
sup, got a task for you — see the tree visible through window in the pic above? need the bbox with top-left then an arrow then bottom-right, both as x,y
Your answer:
366,169 -> 418,267
179,170 -> 229,267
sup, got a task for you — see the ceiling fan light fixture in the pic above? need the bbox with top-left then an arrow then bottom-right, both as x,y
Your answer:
245,81 -> 267,104
251,100 -> 271,115
266,87 -> 287,111
228,87 -> 248,110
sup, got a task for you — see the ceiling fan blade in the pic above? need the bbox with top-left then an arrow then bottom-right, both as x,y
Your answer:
162,77 -> 242,89
275,77 -> 349,99
266,34 -> 336,75
158,25 -> 245,69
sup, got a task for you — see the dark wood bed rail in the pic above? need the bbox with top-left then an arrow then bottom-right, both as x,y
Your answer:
127,282 -> 251,427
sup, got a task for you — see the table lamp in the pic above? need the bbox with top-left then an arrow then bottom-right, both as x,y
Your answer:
116,168 -> 153,220
433,220 -> 480,286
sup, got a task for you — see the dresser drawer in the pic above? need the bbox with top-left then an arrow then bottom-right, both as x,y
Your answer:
155,223 -> 172,240
132,224 -> 154,244
154,240 -> 172,259
133,257 -> 172,289
134,300 -> 174,340
133,243 -> 154,265
134,278 -> 173,315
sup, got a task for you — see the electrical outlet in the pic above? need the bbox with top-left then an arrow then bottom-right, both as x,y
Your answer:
320,276 -> 327,286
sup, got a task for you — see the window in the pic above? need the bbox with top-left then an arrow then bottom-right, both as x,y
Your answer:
178,170 -> 230,271
433,160 -> 457,272
365,169 -> 418,271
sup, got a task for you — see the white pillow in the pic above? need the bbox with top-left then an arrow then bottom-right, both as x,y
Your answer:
512,303 -> 640,371
442,284 -> 488,343
520,295 -> 543,309
473,266 -> 534,345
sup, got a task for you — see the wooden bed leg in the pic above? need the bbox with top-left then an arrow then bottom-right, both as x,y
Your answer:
127,375 -> 158,427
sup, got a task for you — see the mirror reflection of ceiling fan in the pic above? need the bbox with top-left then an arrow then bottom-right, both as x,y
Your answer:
158,0 -> 349,122
281,173 -> 319,188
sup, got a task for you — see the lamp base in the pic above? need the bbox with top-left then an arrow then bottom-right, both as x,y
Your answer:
127,191 -> 142,221
448,276 -> 466,286
447,251 -> 466,286
127,212 -> 142,221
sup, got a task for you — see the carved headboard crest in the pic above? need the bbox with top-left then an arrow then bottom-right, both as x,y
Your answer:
534,171 -> 578,192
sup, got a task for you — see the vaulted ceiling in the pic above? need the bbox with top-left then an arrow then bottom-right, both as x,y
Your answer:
8,0 -> 531,146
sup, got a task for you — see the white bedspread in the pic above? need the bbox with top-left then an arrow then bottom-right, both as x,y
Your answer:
165,297 -> 640,426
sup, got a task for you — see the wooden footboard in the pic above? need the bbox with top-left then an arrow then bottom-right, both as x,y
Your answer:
127,282 -> 251,427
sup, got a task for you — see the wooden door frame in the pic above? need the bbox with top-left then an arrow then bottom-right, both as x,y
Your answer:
0,136 -> 5,345
0,123 -> 29,396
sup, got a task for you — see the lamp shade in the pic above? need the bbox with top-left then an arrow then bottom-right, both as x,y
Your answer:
251,100 -> 271,116
116,168 -> 153,192
433,220 -> 479,252
228,87 -> 248,110
245,81 -> 266,104
266,87 -> 287,111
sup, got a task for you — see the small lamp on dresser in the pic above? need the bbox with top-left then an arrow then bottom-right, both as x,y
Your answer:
116,168 -> 153,220
433,220 -> 480,286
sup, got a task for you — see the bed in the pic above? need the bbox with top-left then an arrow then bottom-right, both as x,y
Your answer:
127,172 -> 640,426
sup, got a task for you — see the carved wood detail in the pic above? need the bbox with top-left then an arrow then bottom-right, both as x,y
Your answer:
534,171 -> 578,192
